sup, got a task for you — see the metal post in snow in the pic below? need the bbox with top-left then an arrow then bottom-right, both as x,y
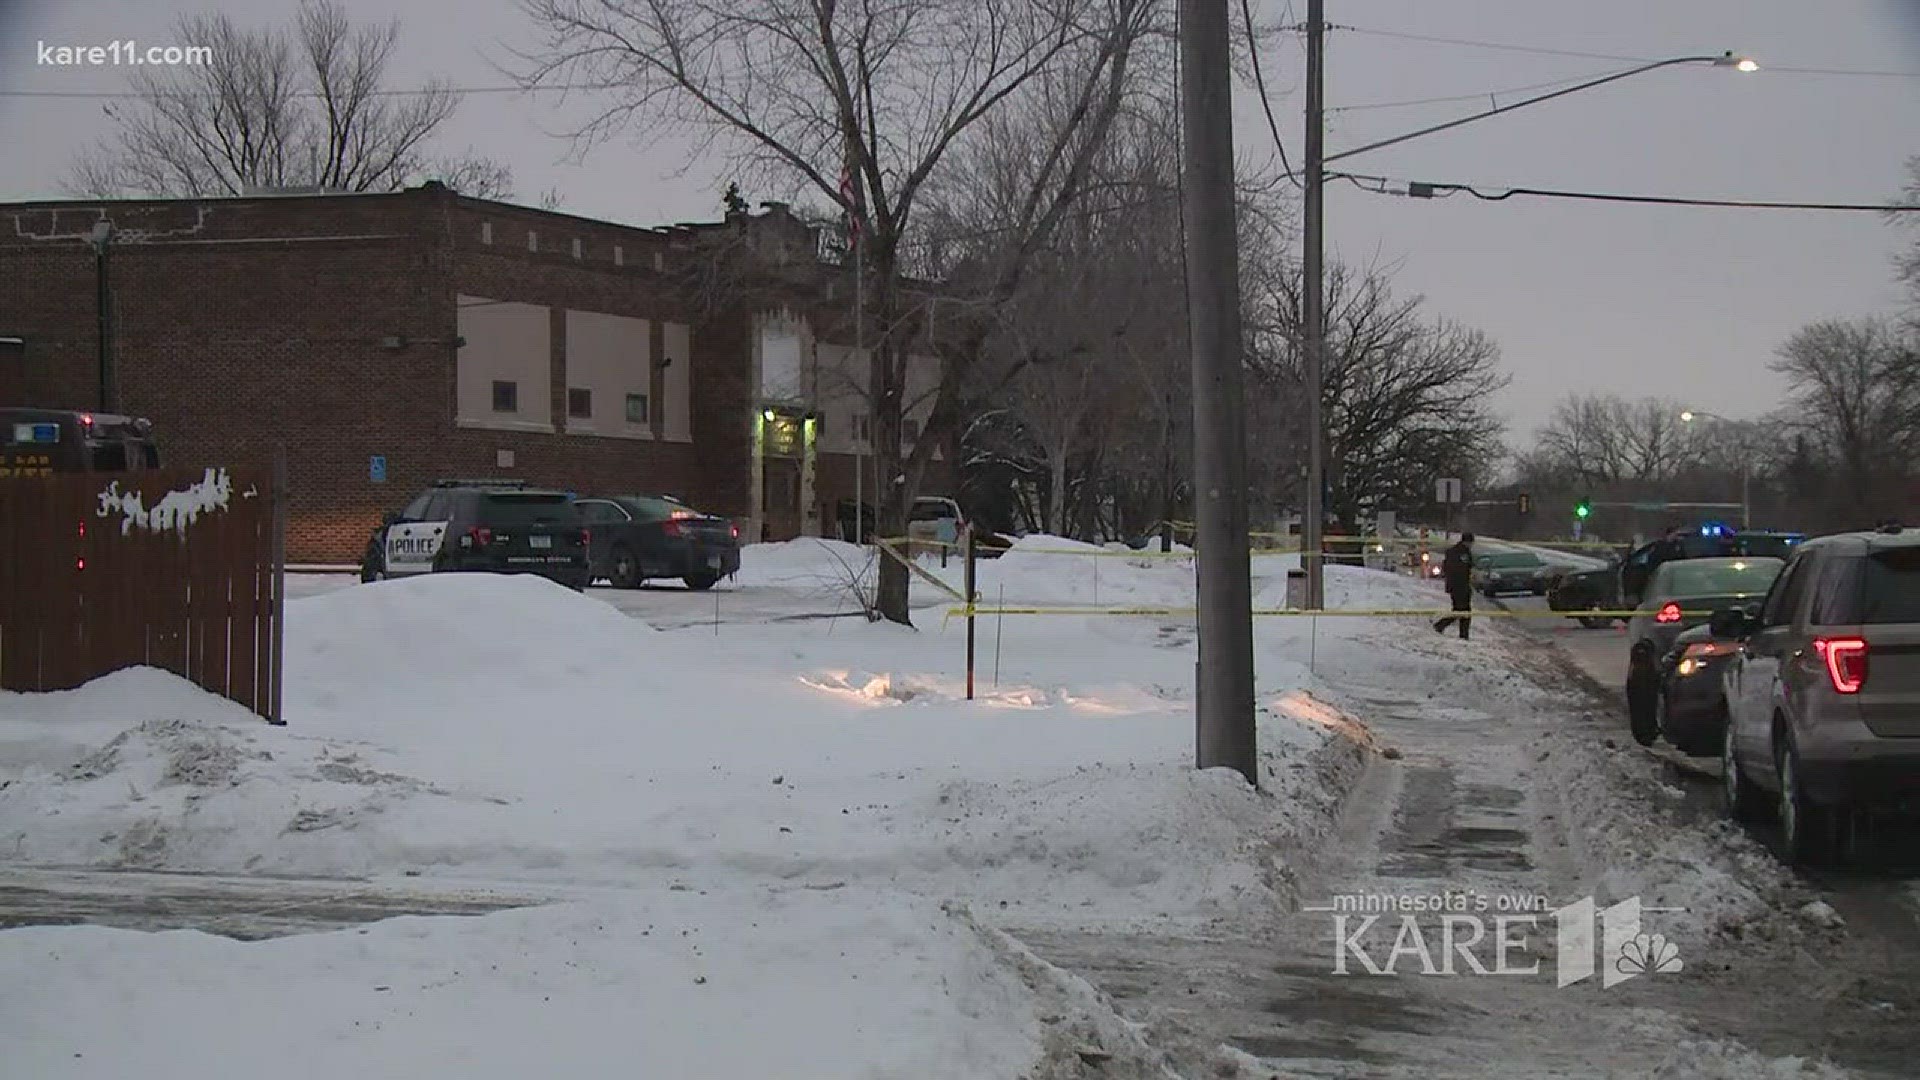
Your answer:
854,237 -> 864,546
964,525 -> 976,701
270,446 -> 287,725
993,583 -> 1005,687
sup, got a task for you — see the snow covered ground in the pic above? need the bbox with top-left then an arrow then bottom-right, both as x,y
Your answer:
0,537 -> 1410,1078
0,537 -> 1879,1077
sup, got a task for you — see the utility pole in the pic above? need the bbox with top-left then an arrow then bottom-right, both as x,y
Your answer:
1301,0 -> 1327,609
1180,0 -> 1257,783
88,220 -> 116,413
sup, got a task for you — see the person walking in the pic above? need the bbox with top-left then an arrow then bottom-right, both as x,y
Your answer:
1433,531 -> 1476,639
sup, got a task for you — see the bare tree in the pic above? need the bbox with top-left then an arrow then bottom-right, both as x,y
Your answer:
72,0 -> 510,198
1532,394 -> 1704,485
518,0 -> 1158,622
1770,316 -> 1920,513
1250,263 -> 1509,530
1896,156 -> 1920,325
933,77 -> 1198,541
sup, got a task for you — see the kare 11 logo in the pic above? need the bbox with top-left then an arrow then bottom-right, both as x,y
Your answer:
1311,891 -> 1685,988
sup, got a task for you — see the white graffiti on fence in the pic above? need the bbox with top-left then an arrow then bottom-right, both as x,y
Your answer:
96,467 -> 235,536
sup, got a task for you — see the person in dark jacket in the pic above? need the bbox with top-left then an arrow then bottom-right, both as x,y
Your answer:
1432,532 -> 1476,639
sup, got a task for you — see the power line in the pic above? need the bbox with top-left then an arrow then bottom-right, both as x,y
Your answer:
1334,24 -> 1920,79
1240,0 -> 1300,184
1329,170 -> 1920,212
0,82 -> 591,100
1329,68 -> 1627,113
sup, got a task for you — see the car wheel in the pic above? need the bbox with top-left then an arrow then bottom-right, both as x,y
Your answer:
610,547 -> 642,589
1722,715 -> 1763,823
1777,742 -> 1844,867
684,573 -> 719,591
1626,661 -> 1660,747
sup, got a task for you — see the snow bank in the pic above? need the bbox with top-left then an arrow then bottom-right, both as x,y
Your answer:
0,890 -> 1044,1080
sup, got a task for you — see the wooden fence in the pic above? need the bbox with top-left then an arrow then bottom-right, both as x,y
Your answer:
0,463 -> 286,722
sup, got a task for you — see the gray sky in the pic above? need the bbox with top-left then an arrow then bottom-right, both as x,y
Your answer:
4,0 -> 1917,447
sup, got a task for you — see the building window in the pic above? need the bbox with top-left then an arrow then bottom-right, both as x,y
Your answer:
614,245 -> 624,266
568,387 -> 592,419
625,392 -> 649,424
852,413 -> 870,443
528,230 -> 538,252
571,238 -> 583,260
492,379 -> 518,413
481,221 -> 493,245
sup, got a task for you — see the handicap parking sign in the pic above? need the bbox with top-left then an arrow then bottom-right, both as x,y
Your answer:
369,455 -> 387,482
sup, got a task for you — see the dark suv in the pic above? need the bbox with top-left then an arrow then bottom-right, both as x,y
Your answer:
1716,524 -> 1920,864
1,408 -> 161,476
361,480 -> 590,590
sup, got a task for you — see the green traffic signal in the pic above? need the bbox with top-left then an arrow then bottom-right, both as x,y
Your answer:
1574,498 -> 1591,519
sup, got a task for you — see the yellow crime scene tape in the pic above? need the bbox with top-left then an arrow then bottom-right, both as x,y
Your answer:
944,605 -> 1693,619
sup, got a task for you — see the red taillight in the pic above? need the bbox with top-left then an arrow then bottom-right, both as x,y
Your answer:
1655,602 -> 1682,624
467,526 -> 493,546
661,519 -> 683,537
79,413 -> 93,428
75,557 -> 86,571
77,521 -> 86,538
580,527 -> 592,546
730,522 -> 739,540
1814,637 -> 1868,694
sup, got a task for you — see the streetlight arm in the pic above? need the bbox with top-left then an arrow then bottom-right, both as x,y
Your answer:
1324,55 -> 1734,166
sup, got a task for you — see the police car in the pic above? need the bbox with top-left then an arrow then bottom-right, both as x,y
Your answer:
361,479 -> 591,590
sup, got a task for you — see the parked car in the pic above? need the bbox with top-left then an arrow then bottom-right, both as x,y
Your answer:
1472,551 -> 1552,597
1648,622 -> 1747,757
907,496 -> 966,550
361,479 -> 590,589
573,493 -> 741,590
1619,529 -> 1803,606
1547,561 -> 1623,628
1623,556 -> 1783,747
1716,524 -> 1920,865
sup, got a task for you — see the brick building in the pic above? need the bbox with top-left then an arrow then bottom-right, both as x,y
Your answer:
0,184 -> 945,562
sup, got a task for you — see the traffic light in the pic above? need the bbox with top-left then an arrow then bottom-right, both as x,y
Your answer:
1517,493 -> 1531,514
1575,497 -> 1592,520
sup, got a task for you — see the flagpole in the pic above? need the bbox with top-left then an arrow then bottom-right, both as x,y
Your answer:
854,229 -> 864,546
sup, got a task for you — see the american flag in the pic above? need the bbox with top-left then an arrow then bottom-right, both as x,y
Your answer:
839,141 -> 861,249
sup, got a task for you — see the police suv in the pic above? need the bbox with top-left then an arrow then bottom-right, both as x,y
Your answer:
361,479 -> 591,590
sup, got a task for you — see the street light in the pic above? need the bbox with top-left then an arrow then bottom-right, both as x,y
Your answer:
1296,34 -> 1757,607
87,220 -> 116,414
1678,408 -> 1751,528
